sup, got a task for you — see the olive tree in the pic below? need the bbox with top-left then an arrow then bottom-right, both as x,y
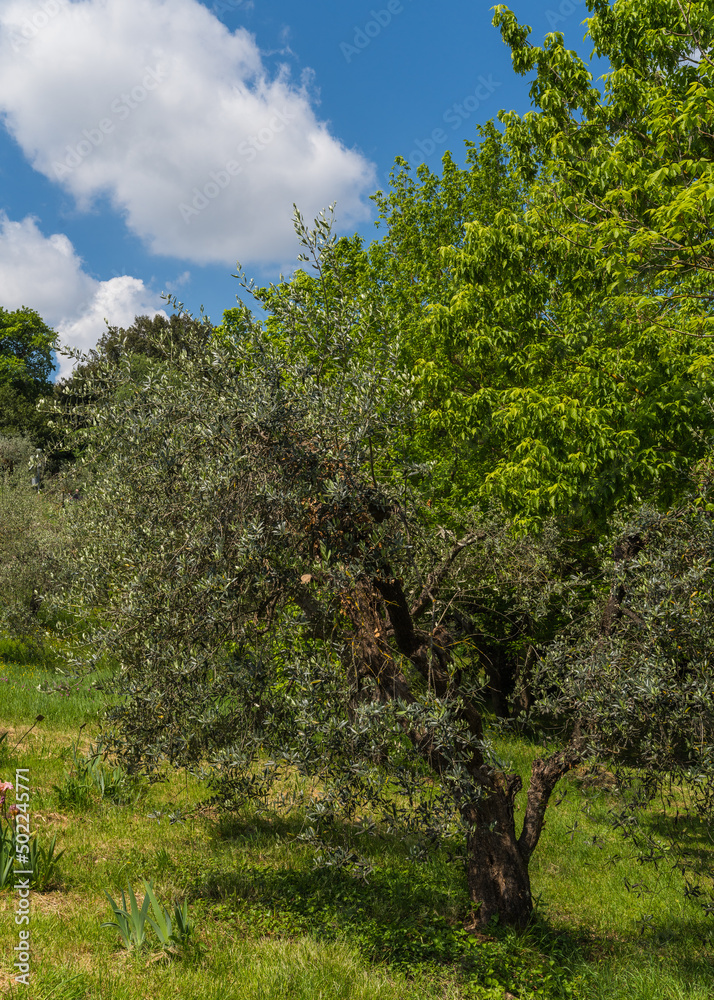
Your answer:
537,483 -> 714,911
61,212 -> 585,929
0,434 -> 70,638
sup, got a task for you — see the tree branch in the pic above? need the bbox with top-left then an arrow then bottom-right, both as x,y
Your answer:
410,531 -> 486,620
518,741 -> 585,864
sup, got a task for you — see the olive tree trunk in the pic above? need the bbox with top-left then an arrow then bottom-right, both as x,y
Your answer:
461,747 -> 583,926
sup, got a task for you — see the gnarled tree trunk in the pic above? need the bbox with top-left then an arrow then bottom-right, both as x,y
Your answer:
462,746 -> 583,926
323,541 -> 584,929
464,772 -> 532,926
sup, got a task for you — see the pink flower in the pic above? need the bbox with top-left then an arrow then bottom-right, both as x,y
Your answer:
0,781 -> 12,813
7,805 -> 19,818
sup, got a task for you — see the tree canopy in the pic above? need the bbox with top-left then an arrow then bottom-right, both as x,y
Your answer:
0,306 -> 57,444
308,3 -> 714,531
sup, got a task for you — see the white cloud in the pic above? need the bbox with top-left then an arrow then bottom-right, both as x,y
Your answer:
164,270 -> 191,293
0,0 -> 376,267
0,213 -> 166,378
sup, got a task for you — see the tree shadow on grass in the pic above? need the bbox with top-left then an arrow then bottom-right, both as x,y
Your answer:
180,806 -> 714,995
184,810 -> 593,988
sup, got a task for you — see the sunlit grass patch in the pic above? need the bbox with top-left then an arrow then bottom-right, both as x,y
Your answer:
3,938 -> 438,1000
0,633 -> 112,730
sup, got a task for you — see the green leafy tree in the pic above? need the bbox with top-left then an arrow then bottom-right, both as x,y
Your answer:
87,311 -> 212,368
58,311 -> 212,398
0,307 -> 57,445
442,0 -> 714,528
321,3 -> 714,531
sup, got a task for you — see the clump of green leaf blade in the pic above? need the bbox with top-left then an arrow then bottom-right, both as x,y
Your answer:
102,880 -> 193,954
0,823 -> 14,890
54,740 -> 142,810
142,880 -> 173,948
102,883 -> 151,951
170,898 -> 194,948
28,831 -> 65,891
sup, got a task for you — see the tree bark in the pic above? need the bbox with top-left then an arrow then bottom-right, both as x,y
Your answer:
463,743 -> 583,927
463,771 -> 533,927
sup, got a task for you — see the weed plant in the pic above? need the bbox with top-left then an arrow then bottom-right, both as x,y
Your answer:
53,742 -> 144,810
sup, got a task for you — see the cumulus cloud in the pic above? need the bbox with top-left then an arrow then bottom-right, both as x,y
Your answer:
0,0 -> 376,267
0,213 -> 166,378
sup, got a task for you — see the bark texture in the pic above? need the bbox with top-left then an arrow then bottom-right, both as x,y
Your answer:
464,771 -> 532,927
461,743 -> 583,927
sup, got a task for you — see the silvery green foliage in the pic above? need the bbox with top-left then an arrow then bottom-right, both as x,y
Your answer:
0,434 -> 70,637
536,487 -> 714,910
60,212 -> 477,845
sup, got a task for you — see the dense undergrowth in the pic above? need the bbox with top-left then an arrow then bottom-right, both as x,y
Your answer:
1,636 -> 712,1000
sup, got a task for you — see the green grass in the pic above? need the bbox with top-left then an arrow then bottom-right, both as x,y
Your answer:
0,644 -> 712,999
0,634 -> 112,730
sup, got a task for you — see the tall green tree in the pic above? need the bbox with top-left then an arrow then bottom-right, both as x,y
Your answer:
421,0 -> 714,529
0,306 -> 57,444
318,3 -> 714,532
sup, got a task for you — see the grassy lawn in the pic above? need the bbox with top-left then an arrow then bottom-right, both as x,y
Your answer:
0,638 -> 712,1000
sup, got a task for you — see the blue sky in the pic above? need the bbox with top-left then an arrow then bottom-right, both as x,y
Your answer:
0,0 -> 599,378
